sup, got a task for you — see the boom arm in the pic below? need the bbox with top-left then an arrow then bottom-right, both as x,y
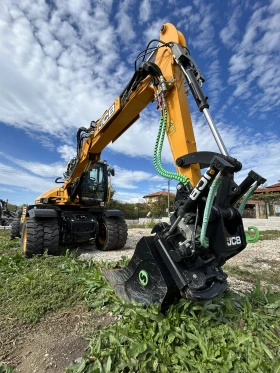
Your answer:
62,23 -> 207,203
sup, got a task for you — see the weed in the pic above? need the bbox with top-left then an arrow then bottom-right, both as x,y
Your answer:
0,251 -> 93,323
146,219 -> 157,229
0,363 -> 15,373
1,231 -> 280,372
259,230 -> 280,240
66,274 -> 280,373
224,264 -> 280,287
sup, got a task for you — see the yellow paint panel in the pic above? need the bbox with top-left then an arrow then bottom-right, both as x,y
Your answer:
96,97 -> 121,134
167,120 -> 176,135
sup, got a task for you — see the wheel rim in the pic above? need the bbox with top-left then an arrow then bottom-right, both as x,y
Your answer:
22,226 -> 27,253
97,222 -> 107,245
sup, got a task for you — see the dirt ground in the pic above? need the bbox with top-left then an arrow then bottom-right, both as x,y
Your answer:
1,305 -> 116,373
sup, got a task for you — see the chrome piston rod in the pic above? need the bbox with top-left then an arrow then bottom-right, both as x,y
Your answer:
178,62 -> 229,157
202,108 -> 229,156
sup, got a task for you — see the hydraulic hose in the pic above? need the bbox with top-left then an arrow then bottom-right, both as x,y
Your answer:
238,182 -> 258,215
200,171 -> 222,248
153,109 -> 190,185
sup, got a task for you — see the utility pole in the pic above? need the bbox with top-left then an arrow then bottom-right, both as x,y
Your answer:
167,178 -> 170,216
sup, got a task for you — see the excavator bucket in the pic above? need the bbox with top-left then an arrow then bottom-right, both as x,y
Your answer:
103,230 -> 228,308
103,236 -> 180,308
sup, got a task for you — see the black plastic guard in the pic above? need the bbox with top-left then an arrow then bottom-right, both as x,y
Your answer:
102,236 -> 180,308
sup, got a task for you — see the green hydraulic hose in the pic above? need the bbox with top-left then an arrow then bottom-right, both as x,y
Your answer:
153,109 -> 190,185
200,172 -> 222,248
238,182 -> 258,215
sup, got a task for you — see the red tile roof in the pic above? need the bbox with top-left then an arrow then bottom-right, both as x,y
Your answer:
255,182 -> 280,193
143,191 -> 176,198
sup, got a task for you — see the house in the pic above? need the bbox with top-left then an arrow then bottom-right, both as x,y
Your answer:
253,180 -> 280,217
240,180 -> 280,218
254,181 -> 280,194
143,191 -> 176,204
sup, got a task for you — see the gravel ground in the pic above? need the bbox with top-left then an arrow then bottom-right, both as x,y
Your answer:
79,228 -> 280,293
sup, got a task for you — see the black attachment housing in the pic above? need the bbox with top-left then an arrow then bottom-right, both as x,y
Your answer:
231,170 -> 267,205
176,151 -> 242,172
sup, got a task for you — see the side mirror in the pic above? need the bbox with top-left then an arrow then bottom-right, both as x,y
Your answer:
108,167 -> 115,176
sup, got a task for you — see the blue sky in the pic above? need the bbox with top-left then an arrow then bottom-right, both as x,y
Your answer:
0,0 -> 279,206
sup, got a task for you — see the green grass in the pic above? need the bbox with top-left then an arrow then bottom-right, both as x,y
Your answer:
127,221 -> 157,229
0,230 -> 101,324
67,275 -> 280,373
0,253 -> 89,323
259,230 -> 280,240
224,264 -> 280,287
0,230 -> 20,255
0,363 -> 14,373
1,230 -> 280,372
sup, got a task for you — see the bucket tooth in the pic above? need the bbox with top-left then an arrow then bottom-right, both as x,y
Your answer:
102,236 -> 180,308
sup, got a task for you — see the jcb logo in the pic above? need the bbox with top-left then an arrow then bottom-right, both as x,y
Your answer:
226,236 -> 241,246
190,172 -> 211,201
98,103 -> 115,130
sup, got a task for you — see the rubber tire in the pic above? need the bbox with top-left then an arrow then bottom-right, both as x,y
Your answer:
115,217 -> 128,250
21,217 -> 44,258
95,216 -> 128,251
43,218 -> 60,255
10,217 -> 21,239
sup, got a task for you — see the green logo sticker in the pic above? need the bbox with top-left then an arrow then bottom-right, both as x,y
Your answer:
139,270 -> 148,286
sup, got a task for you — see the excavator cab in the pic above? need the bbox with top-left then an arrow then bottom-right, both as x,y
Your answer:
79,162 -> 108,206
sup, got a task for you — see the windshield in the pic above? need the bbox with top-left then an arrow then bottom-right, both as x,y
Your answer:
80,164 -> 106,205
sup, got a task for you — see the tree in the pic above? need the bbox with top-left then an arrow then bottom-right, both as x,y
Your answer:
251,192 -> 280,201
150,194 -> 176,218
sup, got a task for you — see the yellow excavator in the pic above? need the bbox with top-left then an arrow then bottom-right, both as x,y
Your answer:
12,23 -> 265,307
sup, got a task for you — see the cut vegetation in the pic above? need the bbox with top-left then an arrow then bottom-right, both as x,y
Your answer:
0,229 -> 279,372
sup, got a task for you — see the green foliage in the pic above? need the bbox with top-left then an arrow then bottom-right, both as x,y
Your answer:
108,200 -> 150,219
259,230 -> 280,240
0,249 -> 92,323
108,194 -> 176,219
1,230 -> 280,372
66,267 -> 280,373
252,192 -> 280,201
146,219 -> 157,229
0,363 -> 15,373
150,194 -> 175,218
0,235 -> 20,255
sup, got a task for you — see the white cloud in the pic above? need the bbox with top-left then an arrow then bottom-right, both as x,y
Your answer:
186,0 -> 217,58
0,163 -> 56,194
0,0 -> 279,204
219,5 -> 241,47
114,190 -> 146,203
112,166 -> 153,189
228,2 -> 280,114
0,0 -> 123,142
107,110 -> 175,164
115,0 -> 136,45
150,175 -> 165,182
57,145 -> 77,163
192,113 -> 280,185
139,0 -> 151,23
0,152 -> 65,178
143,18 -> 168,42
0,187 -> 15,193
